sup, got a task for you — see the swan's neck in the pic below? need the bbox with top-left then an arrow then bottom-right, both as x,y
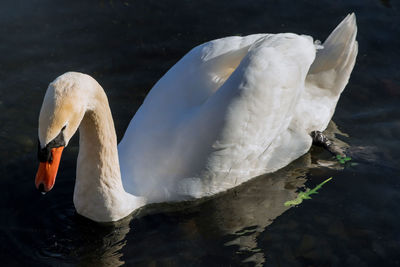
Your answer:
73,84 -> 144,222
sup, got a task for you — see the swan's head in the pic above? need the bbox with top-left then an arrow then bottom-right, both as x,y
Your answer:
35,72 -> 94,193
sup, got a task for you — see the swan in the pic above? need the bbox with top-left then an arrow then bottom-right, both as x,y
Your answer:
35,14 -> 357,222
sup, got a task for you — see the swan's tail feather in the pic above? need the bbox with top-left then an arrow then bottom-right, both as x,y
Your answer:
307,13 -> 358,96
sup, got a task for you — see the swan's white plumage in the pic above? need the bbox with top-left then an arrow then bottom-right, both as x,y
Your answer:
38,14 -> 357,221
119,14 -> 357,201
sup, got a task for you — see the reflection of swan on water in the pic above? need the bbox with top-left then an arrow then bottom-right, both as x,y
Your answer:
77,216 -> 132,267
40,214 -> 132,266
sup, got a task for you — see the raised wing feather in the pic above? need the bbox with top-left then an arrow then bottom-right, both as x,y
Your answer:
292,13 -> 358,132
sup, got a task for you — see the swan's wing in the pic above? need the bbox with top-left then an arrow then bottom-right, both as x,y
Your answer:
120,33 -> 317,199
177,34 -> 317,195
292,13 -> 358,132
135,34 -> 268,120
119,34 -> 268,195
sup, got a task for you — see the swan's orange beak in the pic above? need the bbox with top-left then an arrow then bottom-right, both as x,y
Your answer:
35,146 -> 64,193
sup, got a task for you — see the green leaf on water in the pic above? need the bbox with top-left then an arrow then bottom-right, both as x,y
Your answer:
336,155 -> 352,164
284,177 -> 332,207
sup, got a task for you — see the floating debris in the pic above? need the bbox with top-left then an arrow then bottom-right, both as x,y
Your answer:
284,177 -> 332,207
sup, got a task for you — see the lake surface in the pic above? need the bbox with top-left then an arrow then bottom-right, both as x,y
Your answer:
0,0 -> 399,266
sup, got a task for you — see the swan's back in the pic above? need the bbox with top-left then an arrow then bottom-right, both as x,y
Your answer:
119,14 -> 357,201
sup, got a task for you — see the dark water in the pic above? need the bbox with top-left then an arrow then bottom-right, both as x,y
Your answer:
0,0 -> 399,266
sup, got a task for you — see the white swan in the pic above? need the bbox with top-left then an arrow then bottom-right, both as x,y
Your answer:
35,14 -> 357,222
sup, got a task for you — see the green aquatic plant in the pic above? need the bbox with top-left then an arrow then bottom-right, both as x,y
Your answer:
284,177 -> 332,207
336,155 -> 352,164
336,155 -> 358,166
